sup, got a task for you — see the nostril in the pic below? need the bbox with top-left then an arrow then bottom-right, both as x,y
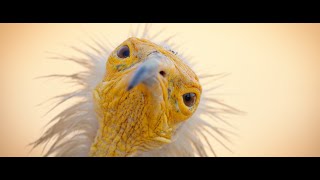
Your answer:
159,71 -> 166,77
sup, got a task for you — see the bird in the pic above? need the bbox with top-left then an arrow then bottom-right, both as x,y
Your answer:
31,24 -> 240,157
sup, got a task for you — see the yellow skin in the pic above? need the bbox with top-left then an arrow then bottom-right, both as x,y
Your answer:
90,37 -> 202,157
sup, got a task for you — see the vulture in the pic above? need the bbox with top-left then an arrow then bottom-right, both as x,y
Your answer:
32,24 -> 239,157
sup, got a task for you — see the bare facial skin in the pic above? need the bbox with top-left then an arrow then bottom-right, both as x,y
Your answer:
90,38 -> 201,157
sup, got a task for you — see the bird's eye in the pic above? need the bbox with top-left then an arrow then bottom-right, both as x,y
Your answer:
117,45 -> 130,59
183,93 -> 196,107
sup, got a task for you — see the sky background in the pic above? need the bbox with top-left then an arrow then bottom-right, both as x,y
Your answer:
0,23 -> 319,156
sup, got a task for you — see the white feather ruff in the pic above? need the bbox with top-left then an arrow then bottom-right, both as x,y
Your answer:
32,24 -> 240,157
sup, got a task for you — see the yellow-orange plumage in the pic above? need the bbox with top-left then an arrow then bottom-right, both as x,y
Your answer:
90,38 -> 201,156
32,25 -> 239,157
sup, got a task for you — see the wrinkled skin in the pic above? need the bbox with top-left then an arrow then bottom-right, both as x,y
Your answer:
90,38 -> 202,157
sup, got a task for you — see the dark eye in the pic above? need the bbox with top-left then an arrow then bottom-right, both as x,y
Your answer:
117,45 -> 130,59
183,93 -> 196,107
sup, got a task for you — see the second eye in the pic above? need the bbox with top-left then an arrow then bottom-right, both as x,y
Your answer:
183,93 -> 196,107
117,45 -> 130,59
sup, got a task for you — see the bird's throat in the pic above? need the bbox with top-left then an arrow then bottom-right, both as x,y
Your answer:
89,77 -> 173,157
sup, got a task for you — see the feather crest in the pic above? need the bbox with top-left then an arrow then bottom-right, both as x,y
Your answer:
31,24 -> 241,157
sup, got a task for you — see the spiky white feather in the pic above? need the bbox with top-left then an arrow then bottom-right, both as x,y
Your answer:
32,24 -> 239,157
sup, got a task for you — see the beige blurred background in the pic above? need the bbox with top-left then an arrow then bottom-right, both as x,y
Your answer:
0,23 -> 319,157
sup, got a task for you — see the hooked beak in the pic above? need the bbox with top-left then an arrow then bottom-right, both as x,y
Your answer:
127,53 -> 167,91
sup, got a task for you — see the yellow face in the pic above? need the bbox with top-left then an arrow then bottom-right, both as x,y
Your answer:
90,37 -> 202,156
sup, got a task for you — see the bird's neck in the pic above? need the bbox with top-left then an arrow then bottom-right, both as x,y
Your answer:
89,78 -> 173,157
